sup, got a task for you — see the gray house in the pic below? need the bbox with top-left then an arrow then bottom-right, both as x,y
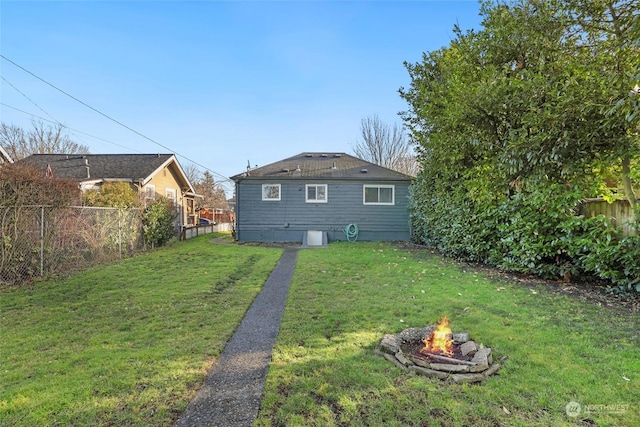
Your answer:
231,152 -> 412,243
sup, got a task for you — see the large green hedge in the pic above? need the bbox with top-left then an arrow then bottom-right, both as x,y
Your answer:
402,0 -> 639,293
409,174 -> 640,293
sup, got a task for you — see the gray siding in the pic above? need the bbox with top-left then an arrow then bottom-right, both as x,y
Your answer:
235,179 -> 410,242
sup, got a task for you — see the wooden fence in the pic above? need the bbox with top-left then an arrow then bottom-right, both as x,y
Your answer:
580,198 -> 637,235
198,208 -> 235,224
180,222 -> 234,240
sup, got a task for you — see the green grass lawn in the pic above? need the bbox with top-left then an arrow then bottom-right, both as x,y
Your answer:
0,235 -> 283,426
2,239 -> 638,426
256,242 -> 639,427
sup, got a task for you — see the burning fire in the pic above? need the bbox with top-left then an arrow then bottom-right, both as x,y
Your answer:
422,315 -> 454,356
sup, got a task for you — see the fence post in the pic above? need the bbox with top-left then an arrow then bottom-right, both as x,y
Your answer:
40,206 -> 44,277
118,213 -> 123,258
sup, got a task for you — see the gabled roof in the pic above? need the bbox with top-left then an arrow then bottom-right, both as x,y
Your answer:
18,153 -> 195,192
231,152 -> 412,181
0,145 -> 14,164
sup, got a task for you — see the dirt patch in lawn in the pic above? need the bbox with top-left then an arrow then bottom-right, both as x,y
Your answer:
396,242 -> 640,314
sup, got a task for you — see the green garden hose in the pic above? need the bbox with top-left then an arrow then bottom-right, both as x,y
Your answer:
343,223 -> 359,242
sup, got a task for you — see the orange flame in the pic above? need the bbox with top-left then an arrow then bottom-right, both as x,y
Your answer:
422,315 -> 453,356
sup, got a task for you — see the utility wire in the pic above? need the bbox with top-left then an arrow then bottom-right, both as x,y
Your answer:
1,102 -> 145,153
0,54 -> 232,187
2,76 -> 105,152
1,76 -> 60,125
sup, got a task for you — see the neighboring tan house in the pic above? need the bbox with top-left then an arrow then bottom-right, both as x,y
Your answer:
231,152 -> 413,243
0,145 -> 14,165
17,153 -> 199,226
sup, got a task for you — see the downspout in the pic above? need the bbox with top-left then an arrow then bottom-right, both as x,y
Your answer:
179,189 -> 185,228
233,180 -> 239,241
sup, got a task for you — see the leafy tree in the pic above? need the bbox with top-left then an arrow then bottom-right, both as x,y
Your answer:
400,0 -> 640,290
83,182 -> 140,208
0,121 -> 90,161
142,197 -> 177,248
352,114 -> 418,176
560,0 -> 640,211
402,0 -> 638,199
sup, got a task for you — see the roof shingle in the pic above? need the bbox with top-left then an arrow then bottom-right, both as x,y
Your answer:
18,154 -> 174,181
231,152 -> 412,181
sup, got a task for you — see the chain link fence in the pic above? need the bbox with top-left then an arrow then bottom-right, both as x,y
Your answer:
1,205 -> 144,285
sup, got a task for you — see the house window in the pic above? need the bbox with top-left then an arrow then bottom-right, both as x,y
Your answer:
165,188 -> 177,208
144,184 -> 156,203
306,184 -> 327,203
262,184 -> 281,201
363,185 -> 394,205
186,198 -> 196,225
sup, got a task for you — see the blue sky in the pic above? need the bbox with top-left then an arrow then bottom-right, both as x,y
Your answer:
1,1 -> 482,193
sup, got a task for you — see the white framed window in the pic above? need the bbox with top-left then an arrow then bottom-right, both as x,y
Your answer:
165,188 -> 177,208
363,185 -> 395,205
262,184 -> 281,201
306,184 -> 327,203
144,184 -> 156,202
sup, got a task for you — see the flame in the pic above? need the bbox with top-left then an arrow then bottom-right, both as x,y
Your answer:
422,315 -> 454,356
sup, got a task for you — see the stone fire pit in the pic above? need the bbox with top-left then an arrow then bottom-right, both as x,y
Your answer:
375,326 -> 504,384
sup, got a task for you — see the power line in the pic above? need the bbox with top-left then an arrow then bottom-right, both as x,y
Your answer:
1,76 -> 60,125
1,102 -> 145,153
0,54 -> 232,187
2,76 -> 107,152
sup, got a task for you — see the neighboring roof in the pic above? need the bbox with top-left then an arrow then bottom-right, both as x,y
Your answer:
18,153 -> 195,192
231,152 -> 412,181
0,145 -> 14,164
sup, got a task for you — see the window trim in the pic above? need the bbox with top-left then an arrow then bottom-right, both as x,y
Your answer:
363,184 -> 395,205
165,188 -> 177,201
262,183 -> 281,201
165,188 -> 178,209
305,184 -> 328,203
144,184 -> 156,201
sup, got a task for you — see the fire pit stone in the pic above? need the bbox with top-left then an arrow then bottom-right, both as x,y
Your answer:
452,333 -> 469,343
451,373 -> 486,384
393,351 -> 411,367
460,341 -> 478,356
429,363 -> 470,373
379,334 -> 402,354
376,322 -> 503,384
398,326 -> 435,342
409,365 -> 449,380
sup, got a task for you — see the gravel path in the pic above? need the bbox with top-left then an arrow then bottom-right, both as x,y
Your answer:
175,247 -> 299,427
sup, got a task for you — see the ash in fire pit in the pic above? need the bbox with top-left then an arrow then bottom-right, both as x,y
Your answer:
375,317 -> 504,384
